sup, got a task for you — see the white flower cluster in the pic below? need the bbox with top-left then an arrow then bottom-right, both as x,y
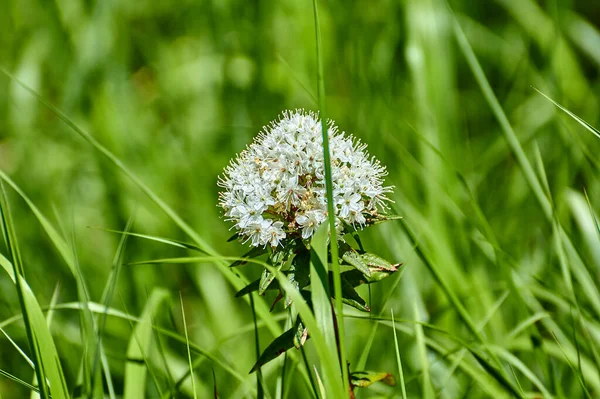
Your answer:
218,110 -> 392,247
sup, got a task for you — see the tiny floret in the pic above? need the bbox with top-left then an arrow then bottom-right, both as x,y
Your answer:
218,109 -> 392,247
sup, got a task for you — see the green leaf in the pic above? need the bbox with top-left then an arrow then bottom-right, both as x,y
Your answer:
259,242 -> 298,295
286,248 -> 311,307
359,252 -> 399,271
339,278 -> 370,312
350,371 -> 396,388
341,267 -> 400,287
235,279 -> 263,297
250,319 -> 309,373
259,268 -> 278,295
340,243 -> 371,277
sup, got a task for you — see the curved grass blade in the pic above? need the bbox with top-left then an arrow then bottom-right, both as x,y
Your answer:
310,223 -> 344,395
0,188 -> 65,399
492,346 -> 553,398
91,216 -> 134,397
532,87 -> 600,141
123,288 -> 170,399
0,325 -> 34,368
0,171 -> 106,399
88,227 -> 207,254
413,302 -> 433,399
391,310 -> 407,399
0,255 -> 68,399
250,322 -> 309,374
179,293 -> 198,399
312,0 -> 347,392
0,368 -> 39,393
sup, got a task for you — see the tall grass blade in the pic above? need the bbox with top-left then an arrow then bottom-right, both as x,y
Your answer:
391,309 -> 407,399
310,223 -> 343,395
413,301 -> 434,399
180,292 -> 198,399
91,216 -> 134,397
452,13 -> 552,220
0,171 -> 104,399
551,331 -> 593,399
123,288 -> 170,399
0,326 -> 34,368
313,366 -> 327,399
0,188 -> 67,399
250,293 -> 265,399
532,87 -> 600,141
312,0 -> 348,392
584,188 -> 600,238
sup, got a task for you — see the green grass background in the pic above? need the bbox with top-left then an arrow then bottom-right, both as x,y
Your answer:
1,0 -> 600,397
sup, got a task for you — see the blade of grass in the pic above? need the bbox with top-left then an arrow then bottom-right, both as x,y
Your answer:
179,292 -> 198,399
250,293 -> 265,399
310,223 -> 343,395
583,187 -> 600,244
0,326 -> 34,368
413,301 -> 434,399
550,331 -> 593,399
31,283 -> 62,399
391,309 -> 407,399
312,0 -> 348,393
123,288 -> 170,399
0,170 -> 105,399
91,216 -> 134,398
0,187 -> 66,399
492,347 -> 553,398
88,227 -> 207,254
451,9 -> 551,219
0,368 -> 39,393
313,366 -> 327,399
532,87 -> 600,140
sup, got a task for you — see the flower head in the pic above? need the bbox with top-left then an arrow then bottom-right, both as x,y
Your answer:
218,109 -> 392,247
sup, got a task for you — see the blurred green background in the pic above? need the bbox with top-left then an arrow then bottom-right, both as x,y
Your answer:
1,0 -> 600,397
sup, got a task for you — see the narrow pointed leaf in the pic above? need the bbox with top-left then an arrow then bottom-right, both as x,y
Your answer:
250,322 -> 310,373
230,246 -> 268,267
341,266 -> 400,287
235,279 -> 262,297
350,371 -> 396,388
91,227 -> 207,254
338,278 -> 370,312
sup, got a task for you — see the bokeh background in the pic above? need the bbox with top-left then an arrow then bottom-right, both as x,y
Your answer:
1,0 -> 600,397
